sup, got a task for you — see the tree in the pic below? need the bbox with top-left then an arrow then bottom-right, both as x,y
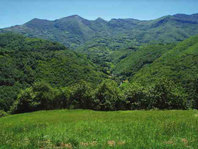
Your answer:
150,79 -> 187,109
54,87 -> 71,109
32,82 -> 56,110
11,82 -> 58,113
123,83 -> 149,110
94,80 -> 122,111
70,81 -> 94,109
11,87 -> 38,113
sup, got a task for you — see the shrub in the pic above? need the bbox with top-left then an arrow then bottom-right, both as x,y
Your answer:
53,87 -> 71,109
70,81 -> 94,109
11,82 -> 60,113
149,79 -> 187,109
123,83 -> 149,110
94,80 -> 122,111
11,87 -> 39,113
32,82 -> 57,110
0,110 -> 7,118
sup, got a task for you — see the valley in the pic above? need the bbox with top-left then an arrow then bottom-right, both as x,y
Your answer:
1,0 -> 198,148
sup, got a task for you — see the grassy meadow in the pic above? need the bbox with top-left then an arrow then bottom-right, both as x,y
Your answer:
0,110 -> 198,148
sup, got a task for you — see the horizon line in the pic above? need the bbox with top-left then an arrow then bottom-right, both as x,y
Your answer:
1,12 -> 198,29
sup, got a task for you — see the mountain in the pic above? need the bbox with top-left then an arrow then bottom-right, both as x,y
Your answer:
0,33 -> 105,111
1,14 -> 198,112
2,13 -> 198,50
112,43 -> 176,79
130,35 -> 198,85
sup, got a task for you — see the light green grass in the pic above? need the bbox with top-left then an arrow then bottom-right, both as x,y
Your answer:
0,110 -> 198,148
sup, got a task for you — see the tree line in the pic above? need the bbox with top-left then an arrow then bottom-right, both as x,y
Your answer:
10,78 -> 198,114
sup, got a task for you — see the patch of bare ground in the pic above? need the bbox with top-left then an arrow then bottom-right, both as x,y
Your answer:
194,114 -> 198,117
40,142 -> 72,149
164,139 -> 174,145
39,140 -> 53,149
55,143 -> 73,149
107,140 -> 126,146
117,141 -> 126,145
181,138 -> 189,147
80,141 -> 97,147
108,140 -> 116,147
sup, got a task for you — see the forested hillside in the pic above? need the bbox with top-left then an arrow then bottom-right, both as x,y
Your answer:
0,33 -> 198,113
0,33 -> 105,111
132,35 -> 198,85
0,14 -> 198,114
112,44 -> 176,79
2,14 -> 198,49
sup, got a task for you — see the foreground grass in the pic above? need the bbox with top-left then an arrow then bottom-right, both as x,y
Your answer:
0,110 -> 198,149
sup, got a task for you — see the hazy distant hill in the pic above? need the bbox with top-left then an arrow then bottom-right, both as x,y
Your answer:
2,13 -> 198,49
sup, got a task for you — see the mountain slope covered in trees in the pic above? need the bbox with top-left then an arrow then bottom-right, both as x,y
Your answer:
2,14 -> 198,50
131,35 -> 198,85
0,33 -> 105,111
0,13 -> 198,113
112,43 -> 176,79
1,33 -> 198,113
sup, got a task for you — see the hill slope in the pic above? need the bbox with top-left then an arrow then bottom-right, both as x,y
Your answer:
131,35 -> 198,85
0,33 -> 105,111
113,44 -> 176,79
2,14 -> 198,49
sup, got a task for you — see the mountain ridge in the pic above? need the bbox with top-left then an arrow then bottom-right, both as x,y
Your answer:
2,13 -> 198,49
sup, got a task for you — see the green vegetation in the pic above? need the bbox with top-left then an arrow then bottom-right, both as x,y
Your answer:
1,13 -> 198,113
1,32 -> 198,112
0,110 -> 7,118
2,14 -> 198,50
132,35 -> 198,85
10,79 -> 194,114
113,43 -> 176,79
0,13 -> 198,149
0,110 -> 198,148
0,33 -> 105,111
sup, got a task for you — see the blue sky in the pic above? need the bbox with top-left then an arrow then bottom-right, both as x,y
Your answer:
1,0 -> 198,28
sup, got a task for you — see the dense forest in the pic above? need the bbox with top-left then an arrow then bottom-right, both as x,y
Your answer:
0,32 -> 197,114
0,33 -> 105,112
0,13 -> 198,114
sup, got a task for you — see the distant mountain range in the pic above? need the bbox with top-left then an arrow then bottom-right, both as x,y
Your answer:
2,13 -> 198,49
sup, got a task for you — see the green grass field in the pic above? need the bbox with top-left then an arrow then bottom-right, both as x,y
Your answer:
0,110 -> 198,149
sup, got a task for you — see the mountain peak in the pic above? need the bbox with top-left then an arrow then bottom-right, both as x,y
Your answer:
56,15 -> 86,23
62,15 -> 83,20
69,15 -> 81,18
28,18 -> 43,22
25,18 -> 51,27
96,17 -> 105,21
95,17 -> 107,23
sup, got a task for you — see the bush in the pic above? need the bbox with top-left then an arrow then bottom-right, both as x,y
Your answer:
94,80 -> 123,111
149,79 -> 187,109
185,79 -> 198,109
0,110 -> 7,118
11,82 -> 61,113
10,78 -> 192,114
11,87 -> 39,113
32,82 -> 57,110
70,81 -> 94,109
54,87 -> 71,109
123,83 -> 150,110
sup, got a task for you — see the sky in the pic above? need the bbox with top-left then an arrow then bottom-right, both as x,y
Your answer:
1,0 -> 198,28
